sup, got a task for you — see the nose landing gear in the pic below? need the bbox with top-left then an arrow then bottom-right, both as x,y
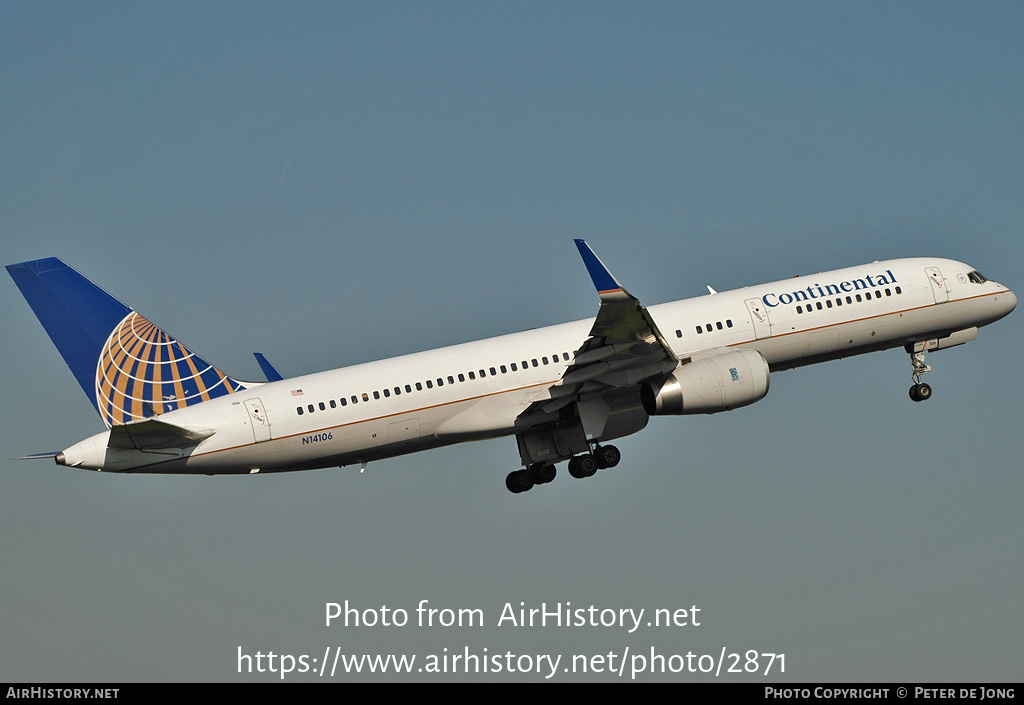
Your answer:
909,350 -> 932,402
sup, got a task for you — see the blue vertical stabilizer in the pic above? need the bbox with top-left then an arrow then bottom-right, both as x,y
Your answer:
7,258 -> 245,427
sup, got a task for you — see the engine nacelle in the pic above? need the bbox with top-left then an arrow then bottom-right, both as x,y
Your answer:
641,349 -> 770,415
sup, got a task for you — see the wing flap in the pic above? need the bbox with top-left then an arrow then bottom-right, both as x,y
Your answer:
516,241 -> 681,435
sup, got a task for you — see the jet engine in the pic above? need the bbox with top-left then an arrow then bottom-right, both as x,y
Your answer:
640,349 -> 770,415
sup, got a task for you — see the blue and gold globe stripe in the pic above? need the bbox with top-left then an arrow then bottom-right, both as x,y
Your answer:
95,312 -> 245,427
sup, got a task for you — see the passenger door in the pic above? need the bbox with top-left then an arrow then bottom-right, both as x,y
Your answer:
926,267 -> 949,304
244,398 -> 271,443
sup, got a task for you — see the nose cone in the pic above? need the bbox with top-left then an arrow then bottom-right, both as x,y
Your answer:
1007,289 -> 1018,314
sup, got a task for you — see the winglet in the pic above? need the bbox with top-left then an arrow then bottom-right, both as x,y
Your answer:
253,352 -> 284,382
573,239 -> 632,302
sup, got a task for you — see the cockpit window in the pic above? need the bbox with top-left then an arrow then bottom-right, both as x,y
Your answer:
968,270 -> 988,284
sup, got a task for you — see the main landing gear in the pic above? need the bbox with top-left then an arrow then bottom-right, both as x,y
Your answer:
908,350 -> 933,402
505,444 -> 621,494
505,462 -> 555,493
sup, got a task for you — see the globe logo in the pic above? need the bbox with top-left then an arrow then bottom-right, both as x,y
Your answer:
95,312 -> 244,427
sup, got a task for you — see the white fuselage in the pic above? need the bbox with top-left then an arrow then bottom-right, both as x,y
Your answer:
59,257 -> 1016,474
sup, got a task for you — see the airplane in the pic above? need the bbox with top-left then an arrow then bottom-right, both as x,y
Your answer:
6,241 -> 1017,494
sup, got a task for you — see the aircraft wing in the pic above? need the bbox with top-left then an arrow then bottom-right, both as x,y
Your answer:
521,240 -> 680,422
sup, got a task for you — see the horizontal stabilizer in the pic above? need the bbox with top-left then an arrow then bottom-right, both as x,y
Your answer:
108,418 -> 215,451
254,352 -> 284,382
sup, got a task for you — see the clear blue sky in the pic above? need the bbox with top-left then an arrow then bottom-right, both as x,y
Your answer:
2,1 -> 1022,681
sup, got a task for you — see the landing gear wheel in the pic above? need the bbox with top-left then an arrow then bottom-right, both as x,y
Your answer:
530,463 -> 556,484
568,453 -> 598,479
595,445 -> 621,469
505,468 -> 534,493
568,457 -> 583,479
909,383 -> 932,402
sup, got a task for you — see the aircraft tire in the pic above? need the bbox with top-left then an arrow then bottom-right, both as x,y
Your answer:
577,454 -> 598,478
506,471 -> 521,493
531,463 -> 556,484
595,445 -> 621,469
568,457 -> 585,479
506,469 -> 534,493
